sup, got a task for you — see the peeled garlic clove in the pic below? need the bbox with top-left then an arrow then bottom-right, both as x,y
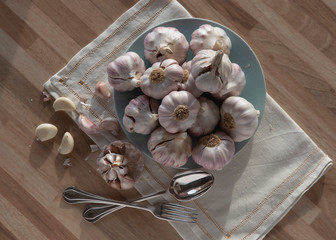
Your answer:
78,114 -> 99,134
220,96 -> 260,142
58,132 -> 74,155
190,24 -> 232,55
107,52 -> 145,92
140,59 -> 183,100
35,123 -> 58,142
53,97 -> 76,112
178,61 -> 203,98
158,91 -> 200,134
95,81 -> 111,99
99,117 -> 120,136
144,27 -> 189,64
97,141 -> 144,190
148,127 -> 192,168
212,63 -> 246,100
122,95 -> 159,135
188,97 -> 220,137
192,131 -> 235,170
191,50 -> 232,94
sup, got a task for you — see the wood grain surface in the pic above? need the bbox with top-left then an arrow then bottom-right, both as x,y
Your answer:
1,0 -> 335,239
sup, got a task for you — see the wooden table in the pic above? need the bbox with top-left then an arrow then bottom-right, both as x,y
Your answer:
1,0 -> 335,239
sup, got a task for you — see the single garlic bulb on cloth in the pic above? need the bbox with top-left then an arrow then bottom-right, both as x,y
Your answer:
123,95 -> 160,135
144,27 -> 189,64
147,127 -> 192,168
192,131 -> 235,170
107,52 -> 145,91
220,96 -> 260,142
190,24 -> 232,55
188,96 -> 220,137
159,90 -> 200,134
97,141 -> 144,190
191,49 -> 232,94
140,59 -> 183,100
178,61 -> 203,98
212,63 -> 246,101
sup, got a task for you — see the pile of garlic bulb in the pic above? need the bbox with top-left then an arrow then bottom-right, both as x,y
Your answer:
107,24 -> 260,170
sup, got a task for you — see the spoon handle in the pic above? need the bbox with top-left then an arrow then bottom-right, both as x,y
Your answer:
83,190 -> 167,222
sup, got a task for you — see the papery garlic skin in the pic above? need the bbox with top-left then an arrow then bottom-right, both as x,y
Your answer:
107,52 -> 145,91
212,63 -> 246,101
147,127 -> 192,168
190,24 -> 232,55
192,131 -> 235,170
159,91 -> 200,134
123,95 -> 159,135
178,61 -> 203,98
144,27 -> 189,64
140,59 -> 183,100
97,141 -> 144,190
191,50 -> 232,94
220,96 -> 260,142
188,97 -> 220,137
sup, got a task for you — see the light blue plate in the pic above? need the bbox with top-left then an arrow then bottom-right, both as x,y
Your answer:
114,18 -> 266,169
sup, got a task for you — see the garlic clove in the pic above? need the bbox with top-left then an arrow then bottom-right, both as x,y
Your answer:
99,117 -> 120,136
144,27 -> 189,64
188,96 -> 220,137
147,127 -> 192,168
158,91 -> 200,134
191,50 -> 232,94
192,131 -> 235,170
58,132 -> 74,155
212,63 -> 246,100
179,61 -> 203,98
53,97 -> 76,112
190,24 -> 232,55
220,96 -> 260,142
122,95 -> 159,135
140,59 -> 183,100
35,123 -> 58,142
95,81 -> 111,99
78,114 -> 100,134
119,174 -> 135,190
107,52 -> 145,92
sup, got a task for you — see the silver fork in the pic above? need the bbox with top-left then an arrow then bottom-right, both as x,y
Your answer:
63,186 -> 197,223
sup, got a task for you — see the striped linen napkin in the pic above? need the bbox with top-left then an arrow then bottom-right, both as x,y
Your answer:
44,0 -> 333,239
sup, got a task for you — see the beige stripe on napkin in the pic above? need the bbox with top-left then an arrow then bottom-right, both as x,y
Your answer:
44,0 -> 333,239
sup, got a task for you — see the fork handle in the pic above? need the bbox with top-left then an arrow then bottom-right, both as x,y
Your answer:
82,189 -> 167,223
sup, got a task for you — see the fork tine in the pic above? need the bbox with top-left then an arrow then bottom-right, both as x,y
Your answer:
162,211 -> 198,220
162,206 -> 198,216
162,215 -> 197,223
162,202 -> 197,211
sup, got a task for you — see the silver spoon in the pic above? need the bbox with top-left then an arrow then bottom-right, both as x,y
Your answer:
83,170 -> 214,222
63,170 -> 214,222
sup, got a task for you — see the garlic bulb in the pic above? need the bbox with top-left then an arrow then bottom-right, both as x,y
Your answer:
140,59 -> 183,100
178,61 -> 203,98
147,127 -> 192,168
192,131 -> 235,170
123,95 -> 159,135
188,97 -> 220,137
191,50 -> 232,93
159,91 -> 200,134
212,63 -> 246,101
107,52 -> 145,91
220,96 -> 260,142
97,141 -> 144,190
144,27 -> 189,64
190,24 -> 232,55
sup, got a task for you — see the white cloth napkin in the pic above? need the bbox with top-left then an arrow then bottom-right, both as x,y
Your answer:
44,0 -> 333,239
